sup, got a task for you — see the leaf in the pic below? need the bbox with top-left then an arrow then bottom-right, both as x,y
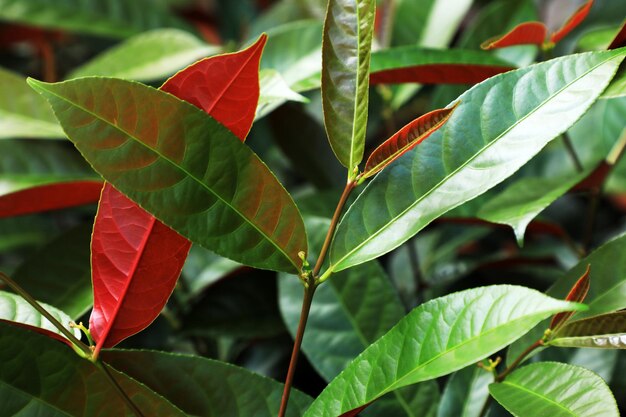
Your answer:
608,21 -> 626,49
28,77 -> 308,274
489,362 -> 619,417
69,29 -> 220,82
550,265 -> 591,332
89,185 -> 191,352
361,105 -> 457,180
321,0 -> 376,172
601,66 -> 626,99
369,47 -> 515,85
0,322 -> 185,417
481,22 -> 548,50
0,66 -> 63,139
180,245 -> 240,299
0,291 -> 81,343
0,0 -> 193,39
550,0 -> 595,44
437,365 -> 494,417
161,34 -> 267,140
477,171 -> 590,245
0,180 -> 102,219
329,49 -> 626,272
12,224 -> 93,319
302,285 -> 584,417
256,69 -> 308,120
101,350 -> 313,417
548,311 -> 626,349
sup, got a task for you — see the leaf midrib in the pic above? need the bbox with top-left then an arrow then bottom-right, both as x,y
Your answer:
332,51 -> 621,270
38,82 -> 298,271
496,380 -> 578,416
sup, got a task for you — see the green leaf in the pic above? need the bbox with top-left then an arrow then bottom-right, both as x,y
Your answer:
548,311 -> 626,349
69,29 -> 220,82
256,69 -> 308,120
329,49 -> 626,272
303,285 -> 584,416
12,224 -> 92,319
321,0 -> 376,173
601,65 -> 626,98
0,291 -> 80,342
477,171 -> 589,245
0,322 -> 185,416
437,365 -> 494,417
28,77 -> 307,274
102,350 -> 312,417
0,67 -> 63,139
0,0 -> 192,38
489,362 -> 619,417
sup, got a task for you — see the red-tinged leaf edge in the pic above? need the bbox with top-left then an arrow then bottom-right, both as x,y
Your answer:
608,21 -> 626,50
0,319 -> 73,348
160,33 -> 268,141
369,63 -> 514,85
339,403 -> 371,417
481,21 -> 548,50
360,104 -> 458,180
550,0 -> 594,44
550,265 -> 591,331
0,180 -> 103,219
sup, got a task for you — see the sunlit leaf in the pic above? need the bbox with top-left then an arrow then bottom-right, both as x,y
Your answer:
256,69 -> 308,119
549,311 -> 626,349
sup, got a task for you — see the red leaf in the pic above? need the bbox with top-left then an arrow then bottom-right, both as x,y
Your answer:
0,319 -> 73,348
550,265 -> 591,331
369,63 -> 514,85
89,36 -> 267,355
339,403 -> 371,417
0,180 -> 103,219
481,22 -> 548,50
571,161 -> 611,192
608,21 -> 626,50
550,0 -> 594,44
362,104 -> 457,179
161,33 -> 267,140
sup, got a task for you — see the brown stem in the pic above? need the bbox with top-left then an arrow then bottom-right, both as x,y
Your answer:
562,134 -> 584,173
278,280 -> 317,417
0,272 -> 91,357
97,361 -> 145,417
312,180 -> 357,277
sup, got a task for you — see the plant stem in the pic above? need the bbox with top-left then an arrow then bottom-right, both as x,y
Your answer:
96,361 -> 145,417
312,179 -> 357,277
562,134 -> 584,173
278,279 -> 317,417
0,272 -> 92,357
583,187 -> 600,253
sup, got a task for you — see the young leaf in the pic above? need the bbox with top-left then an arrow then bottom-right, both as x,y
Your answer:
548,311 -> 626,349
303,285 -> 584,416
0,66 -> 63,139
550,0 -> 595,44
489,362 -> 619,417
369,47 -> 515,85
28,77 -> 307,274
0,291 -> 81,344
437,365 -> 494,417
69,29 -> 220,82
329,49 -> 626,272
480,22 -> 547,50
0,180 -> 102,218
322,0 -> 376,174
361,105 -> 457,180
102,350 -> 313,417
0,322 -> 185,416
550,265 -> 591,332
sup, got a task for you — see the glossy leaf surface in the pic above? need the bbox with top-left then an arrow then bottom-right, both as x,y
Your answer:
0,67 -> 63,139
437,365 -> 493,417
89,185 -> 190,351
362,105 -> 456,179
550,265 -> 591,332
303,286 -> 583,416
0,322 -> 185,416
477,172 -> 589,244
102,350 -> 312,417
489,362 -> 619,417
12,224 -> 93,319
549,311 -> 626,349
69,29 -> 220,82
0,0 -> 192,38
322,0 -> 376,171
550,0 -> 594,44
29,77 -> 307,273
369,47 -> 515,85
0,180 -> 102,219
330,49 -> 625,271
481,22 -> 547,50
0,291 -> 80,342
